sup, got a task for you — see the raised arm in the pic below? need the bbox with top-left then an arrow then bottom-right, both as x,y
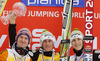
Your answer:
8,11 -> 17,47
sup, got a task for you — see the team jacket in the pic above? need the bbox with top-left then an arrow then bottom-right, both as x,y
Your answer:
32,50 -> 60,61
60,53 -> 84,61
38,53 -> 60,61
0,49 -> 32,61
69,53 -> 84,61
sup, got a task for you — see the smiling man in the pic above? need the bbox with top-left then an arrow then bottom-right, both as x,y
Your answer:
0,11 -> 33,61
42,39 -> 54,52
0,28 -> 32,61
69,28 -> 84,61
32,30 -> 60,61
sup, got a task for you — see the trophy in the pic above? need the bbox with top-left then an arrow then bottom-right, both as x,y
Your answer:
0,2 -> 27,25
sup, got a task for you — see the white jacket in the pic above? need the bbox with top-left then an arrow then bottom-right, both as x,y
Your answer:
60,53 -> 84,61
0,49 -> 31,61
69,53 -> 84,61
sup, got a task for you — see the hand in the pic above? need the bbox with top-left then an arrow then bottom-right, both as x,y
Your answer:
8,11 -> 17,24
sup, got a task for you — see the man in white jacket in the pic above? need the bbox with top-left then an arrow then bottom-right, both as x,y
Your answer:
69,28 -> 84,61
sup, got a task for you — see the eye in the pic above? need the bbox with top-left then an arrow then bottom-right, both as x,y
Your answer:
43,40 -> 47,43
25,37 -> 28,40
72,39 -> 76,42
20,36 -> 23,38
49,40 -> 53,43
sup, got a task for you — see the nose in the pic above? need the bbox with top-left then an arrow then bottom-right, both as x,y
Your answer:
46,42 -> 50,45
22,38 -> 25,42
75,40 -> 79,44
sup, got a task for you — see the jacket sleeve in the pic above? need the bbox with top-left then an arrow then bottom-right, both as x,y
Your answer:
9,24 -> 16,47
0,50 -> 8,61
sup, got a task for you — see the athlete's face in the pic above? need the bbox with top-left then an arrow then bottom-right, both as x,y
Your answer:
42,39 -> 54,51
71,38 -> 83,51
17,35 -> 29,49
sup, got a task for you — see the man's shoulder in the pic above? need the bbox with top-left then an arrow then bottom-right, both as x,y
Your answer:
0,49 -> 8,55
70,55 -> 75,58
69,55 -> 75,59
69,55 -> 76,61
0,49 -> 8,60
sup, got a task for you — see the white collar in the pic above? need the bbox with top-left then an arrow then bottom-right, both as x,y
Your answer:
12,48 -> 28,58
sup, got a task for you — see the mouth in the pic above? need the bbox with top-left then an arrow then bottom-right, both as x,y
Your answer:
45,46 -> 50,49
20,41 -> 26,44
45,46 -> 51,50
75,44 -> 81,48
19,42 -> 27,46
